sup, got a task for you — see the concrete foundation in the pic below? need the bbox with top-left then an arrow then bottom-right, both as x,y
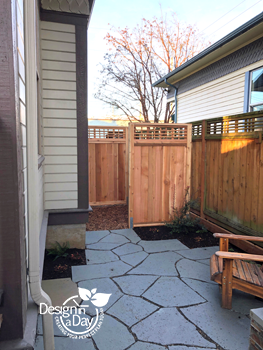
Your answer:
46,224 -> 86,249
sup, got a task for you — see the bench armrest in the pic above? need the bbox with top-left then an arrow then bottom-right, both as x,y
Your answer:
213,233 -> 263,242
215,251 -> 263,262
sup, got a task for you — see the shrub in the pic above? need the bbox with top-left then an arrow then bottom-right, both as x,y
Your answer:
47,241 -> 70,261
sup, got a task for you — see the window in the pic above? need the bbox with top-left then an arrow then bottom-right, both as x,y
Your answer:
249,67 -> 263,112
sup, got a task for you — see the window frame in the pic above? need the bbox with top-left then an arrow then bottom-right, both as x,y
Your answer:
248,66 -> 263,112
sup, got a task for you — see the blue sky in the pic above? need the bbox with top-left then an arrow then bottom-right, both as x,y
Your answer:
88,0 -> 263,119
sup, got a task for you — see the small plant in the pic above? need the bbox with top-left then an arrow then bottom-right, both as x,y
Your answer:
166,187 -> 200,235
47,241 -> 70,261
54,264 -> 68,273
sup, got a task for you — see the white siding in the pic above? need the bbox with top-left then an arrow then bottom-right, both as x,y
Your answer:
41,21 -> 78,210
177,59 -> 263,123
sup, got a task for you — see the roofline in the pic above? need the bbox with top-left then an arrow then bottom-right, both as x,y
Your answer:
153,11 -> 263,87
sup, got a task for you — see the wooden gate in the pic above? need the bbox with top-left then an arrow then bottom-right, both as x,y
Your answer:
88,126 -> 128,205
128,123 -> 192,227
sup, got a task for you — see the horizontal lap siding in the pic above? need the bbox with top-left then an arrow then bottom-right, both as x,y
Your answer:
177,59 -> 263,123
41,21 -> 78,210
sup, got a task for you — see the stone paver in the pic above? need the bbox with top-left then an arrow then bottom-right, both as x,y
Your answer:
72,261 -> 131,282
176,258 -> 213,283
111,229 -> 141,243
86,242 -> 124,250
85,250 -> 119,264
107,295 -> 158,327
113,275 -> 158,296
92,314 -> 135,350
120,251 -> 148,266
143,276 -> 205,307
132,308 -> 215,347
85,230 -> 110,245
181,302 -> 250,350
128,252 -> 181,276
139,239 -> 188,253
130,342 -> 166,350
177,246 -> 218,260
100,233 -> 130,244
169,347 -> 215,350
35,335 -> 96,350
198,258 -> 211,266
113,243 -> 142,256
78,278 -> 123,314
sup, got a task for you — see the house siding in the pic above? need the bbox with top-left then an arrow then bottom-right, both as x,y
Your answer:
177,59 -> 263,123
41,21 -> 78,210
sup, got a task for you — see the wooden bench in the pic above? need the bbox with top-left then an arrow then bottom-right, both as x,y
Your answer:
210,233 -> 263,309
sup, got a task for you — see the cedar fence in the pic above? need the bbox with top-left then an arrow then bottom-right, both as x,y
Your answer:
88,126 -> 128,205
128,123 -> 192,227
191,110 -> 263,238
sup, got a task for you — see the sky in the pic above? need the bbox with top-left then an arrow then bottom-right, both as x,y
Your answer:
88,0 -> 263,119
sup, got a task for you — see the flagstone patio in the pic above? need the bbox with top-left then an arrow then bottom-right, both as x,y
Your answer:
35,229 -> 263,350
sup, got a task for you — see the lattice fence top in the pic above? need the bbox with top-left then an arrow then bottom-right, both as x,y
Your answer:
133,123 -> 188,142
192,111 -> 263,139
88,126 -> 127,141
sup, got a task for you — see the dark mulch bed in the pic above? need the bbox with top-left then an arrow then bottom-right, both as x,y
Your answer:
86,204 -> 128,231
134,225 -> 219,249
42,249 -> 86,280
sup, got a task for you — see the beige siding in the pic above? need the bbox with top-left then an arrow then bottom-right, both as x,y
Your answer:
177,59 -> 263,123
41,21 -> 78,210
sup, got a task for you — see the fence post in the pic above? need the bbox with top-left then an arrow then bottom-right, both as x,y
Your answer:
200,120 -> 207,218
128,123 -> 134,228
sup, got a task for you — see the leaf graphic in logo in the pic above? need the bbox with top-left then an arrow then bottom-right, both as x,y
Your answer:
78,287 -> 91,301
91,288 -> 97,295
91,293 -> 111,307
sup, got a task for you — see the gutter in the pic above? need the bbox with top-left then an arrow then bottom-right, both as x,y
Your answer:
24,1 -> 55,349
164,78 -> 178,123
153,11 -> 263,87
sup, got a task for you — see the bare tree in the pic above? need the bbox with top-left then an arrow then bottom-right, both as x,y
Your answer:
95,12 -> 209,123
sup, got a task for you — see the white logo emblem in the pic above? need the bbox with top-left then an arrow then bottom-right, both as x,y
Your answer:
40,287 -> 111,339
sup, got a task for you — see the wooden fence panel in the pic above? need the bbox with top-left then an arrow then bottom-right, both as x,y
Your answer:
191,111 -> 263,237
88,126 -> 128,205
129,123 -> 192,227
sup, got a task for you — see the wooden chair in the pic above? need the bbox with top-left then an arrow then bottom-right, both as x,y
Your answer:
210,233 -> 263,309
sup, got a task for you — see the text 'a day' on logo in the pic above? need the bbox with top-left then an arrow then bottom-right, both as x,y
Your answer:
39,287 -> 111,339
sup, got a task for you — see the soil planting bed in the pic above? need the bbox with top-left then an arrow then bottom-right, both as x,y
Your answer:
42,249 -> 86,280
86,204 -> 128,231
134,225 -> 219,249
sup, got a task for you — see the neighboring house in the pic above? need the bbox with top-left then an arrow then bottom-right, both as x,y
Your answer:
153,12 -> 263,122
0,0 -> 94,348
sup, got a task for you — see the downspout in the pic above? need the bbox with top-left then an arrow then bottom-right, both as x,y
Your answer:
24,1 -> 55,349
165,78 -> 178,123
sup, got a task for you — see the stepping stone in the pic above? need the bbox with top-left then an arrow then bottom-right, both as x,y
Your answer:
178,246 -> 218,260
198,258 -> 211,266
139,239 -> 188,253
86,242 -> 124,250
72,261 -> 131,282
85,250 -> 119,264
113,275 -> 158,296
121,251 -> 148,267
143,276 -> 205,307
131,308 -> 215,347
128,252 -> 181,276
100,233 -> 130,244
129,343 -> 166,350
181,302 -> 250,350
93,314 -> 135,350
176,259 -> 213,283
78,277 -> 123,314
182,278 -> 263,315
169,347 -> 215,350
111,229 -> 141,243
113,243 -> 142,256
85,230 -> 110,245
35,335 -> 96,350
107,295 -> 158,327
